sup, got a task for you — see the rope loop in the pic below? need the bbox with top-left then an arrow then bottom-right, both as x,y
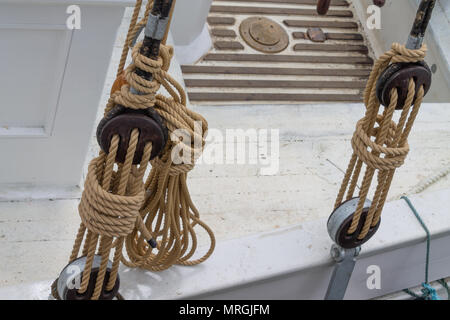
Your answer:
351,116 -> 410,171
389,43 -> 427,64
79,158 -> 145,238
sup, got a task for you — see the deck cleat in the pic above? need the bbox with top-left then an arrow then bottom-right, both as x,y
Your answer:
56,255 -> 120,300
96,105 -> 168,164
376,61 -> 432,109
327,197 -> 380,249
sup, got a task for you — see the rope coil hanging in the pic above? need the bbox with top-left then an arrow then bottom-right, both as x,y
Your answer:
52,0 -> 215,300
333,42 -> 428,244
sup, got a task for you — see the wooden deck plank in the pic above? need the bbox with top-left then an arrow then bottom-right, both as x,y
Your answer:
188,92 -> 362,102
325,32 -> 364,40
293,32 -> 306,39
181,65 -> 371,77
185,79 -> 367,89
207,17 -> 236,25
293,32 -> 364,41
214,0 -> 349,6
214,41 -> 245,50
284,20 -> 358,29
202,53 -> 374,65
210,5 -> 353,17
211,29 -> 237,38
293,43 -> 369,54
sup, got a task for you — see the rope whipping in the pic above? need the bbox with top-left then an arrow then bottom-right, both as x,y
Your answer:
334,43 -> 428,241
52,0 -> 215,300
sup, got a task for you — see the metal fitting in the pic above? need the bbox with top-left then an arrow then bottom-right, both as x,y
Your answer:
144,13 -> 159,39
57,255 -> 119,300
327,197 -> 380,249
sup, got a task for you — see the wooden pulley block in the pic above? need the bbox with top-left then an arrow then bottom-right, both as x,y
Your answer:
327,198 -> 381,249
110,73 -> 128,95
316,0 -> 331,15
56,255 -> 120,300
96,106 -> 168,164
373,0 -> 386,7
376,61 -> 432,109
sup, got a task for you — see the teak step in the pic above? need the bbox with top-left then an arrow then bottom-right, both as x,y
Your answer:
293,32 -> 364,41
215,0 -> 349,6
284,20 -> 358,29
203,53 -> 373,64
293,43 -> 369,54
207,17 -> 236,25
210,5 -> 353,17
185,79 -> 367,89
195,0 -> 370,105
325,33 -> 364,40
211,29 -> 237,38
181,65 -> 371,77
187,92 -> 362,102
214,41 -> 245,50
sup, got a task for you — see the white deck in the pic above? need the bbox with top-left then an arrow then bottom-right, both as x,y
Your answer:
1,188 -> 450,300
1,102 -> 450,291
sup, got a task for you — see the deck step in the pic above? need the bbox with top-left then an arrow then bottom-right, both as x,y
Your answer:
187,92 -> 362,102
207,17 -> 236,25
185,79 -> 367,89
210,5 -> 353,17
181,65 -> 371,77
293,32 -> 364,41
325,33 -> 364,41
214,41 -> 245,50
215,0 -> 350,6
284,20 -> 358,29
203,53 -> 373,64
211,29 -> 237,38
293,43 -> 369,54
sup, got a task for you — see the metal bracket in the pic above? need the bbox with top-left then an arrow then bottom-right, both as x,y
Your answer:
325,244 -> 360,300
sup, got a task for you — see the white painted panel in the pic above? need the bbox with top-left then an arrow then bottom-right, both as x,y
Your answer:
0,2 -> 128,191
0,25 -> 71,134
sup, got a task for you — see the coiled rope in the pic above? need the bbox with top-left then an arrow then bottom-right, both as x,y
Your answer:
334,43 -> 427,240
53,0 -> 215,300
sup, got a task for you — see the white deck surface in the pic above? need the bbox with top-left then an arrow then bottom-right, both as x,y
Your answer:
1,188 -> 450,300
1,102 -> 449,288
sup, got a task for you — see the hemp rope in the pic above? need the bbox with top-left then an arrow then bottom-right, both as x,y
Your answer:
334,43 -> 427,240
53,0 -> 215,300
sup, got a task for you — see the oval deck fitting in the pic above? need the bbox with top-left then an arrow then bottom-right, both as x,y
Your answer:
240,17 -> 289,54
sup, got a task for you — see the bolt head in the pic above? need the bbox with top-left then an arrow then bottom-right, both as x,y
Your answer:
330,244 -> 345,262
